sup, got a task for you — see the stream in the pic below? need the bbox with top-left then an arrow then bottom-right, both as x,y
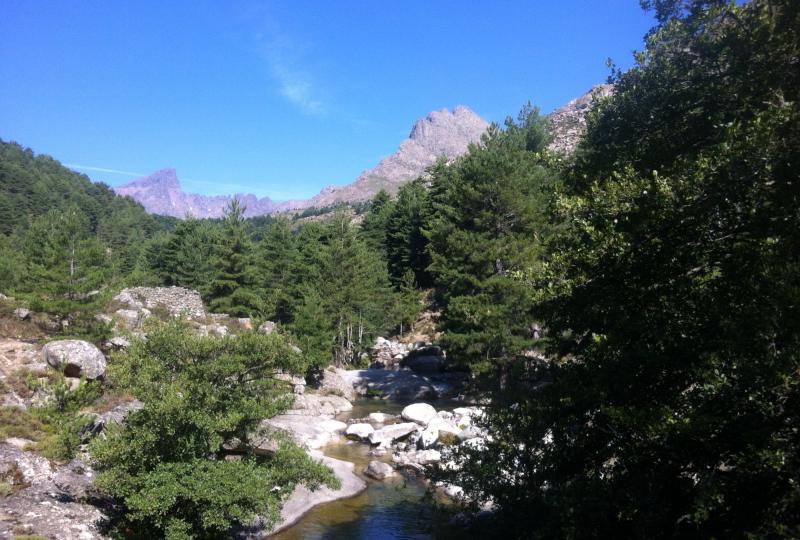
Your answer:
271,399 -> 459,540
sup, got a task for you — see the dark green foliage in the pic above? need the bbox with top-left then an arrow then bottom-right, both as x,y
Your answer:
259,217 -> 299,322
385,179 -> 433,287
289,288 -> 331,369
317,210 -> 396,364
91,322 -> 338,539
438,1 -> 800,537
425,107 -> 556,377
208,199 -> 261,317
359,189 -> 395,254
159,217 -> 217,296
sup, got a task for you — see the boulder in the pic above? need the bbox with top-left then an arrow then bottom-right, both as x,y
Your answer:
345,423 -> 374,441
42,340 -> 107,380
94,313 -> 112,325
417,449 -> 442,465
289,393 -> 352,417
13,307 -> 31,320
84,399 -> 144,437
401,355 -> 445,374
52,459 -> 96,502
105,336 -> 130,349
258,321 -> 277,335
262,416 -> 347,450
419,425 -> 439,449
114,308 -> 143,330
364,460 -> 395,480
368,422 -> 419,446
341,368 -> 438,400
401,403 -> 437,426
318,367 -> 356,401
368,412 -> 393,424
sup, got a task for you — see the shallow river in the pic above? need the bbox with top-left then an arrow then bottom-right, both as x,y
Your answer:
271,399 -> 460,540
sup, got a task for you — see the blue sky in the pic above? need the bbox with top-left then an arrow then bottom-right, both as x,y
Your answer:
0,1 -> 655,200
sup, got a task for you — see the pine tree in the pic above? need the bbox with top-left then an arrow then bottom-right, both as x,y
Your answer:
386,178 -> 433,287
359,189 -> 395,255
208,199 -> 260,317
425,107 -> 555,377
318,210 -> 395,365
258,217 -> 299,323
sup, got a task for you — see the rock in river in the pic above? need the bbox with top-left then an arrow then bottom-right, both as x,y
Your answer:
401,402 -> 437,426
364,460 -> 395,480
368,422 -> 419,446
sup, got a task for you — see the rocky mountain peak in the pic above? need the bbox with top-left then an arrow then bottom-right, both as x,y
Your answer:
128,168 -> 179,190
547,84 -> 613,154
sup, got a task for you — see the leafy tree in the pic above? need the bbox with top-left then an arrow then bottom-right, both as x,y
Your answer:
22,206 -> 108,301
91,322 -> 338,539
395,269 -> 422,335
439,1 -> 800,537
289,288 -> 332,369
208,199 -> 260,316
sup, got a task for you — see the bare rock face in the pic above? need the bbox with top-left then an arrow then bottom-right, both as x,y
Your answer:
547,84 -> 613,154
0,443 -> 107,539
308,106 -> 489,207
42,340 -> 106,380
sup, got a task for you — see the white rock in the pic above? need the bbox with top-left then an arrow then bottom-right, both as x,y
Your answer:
401,403 -> 437,426
345,423 -> 374,441
416,449 -> 441,464
14,307 -> 31,320
368,412 -> 390,424
368,422 -> 419,446
364,460 -> 395,480
419,425 -> 439,449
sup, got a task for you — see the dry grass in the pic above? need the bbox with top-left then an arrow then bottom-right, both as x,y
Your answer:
0,406 -> 46,441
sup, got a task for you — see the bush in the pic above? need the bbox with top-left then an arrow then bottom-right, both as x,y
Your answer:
91,321 -> 338,539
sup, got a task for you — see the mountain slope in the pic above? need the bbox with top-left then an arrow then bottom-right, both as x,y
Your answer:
307,105 -> 489,207
115,87 -> 609,218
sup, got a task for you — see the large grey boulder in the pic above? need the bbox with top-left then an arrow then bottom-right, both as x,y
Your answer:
345,423 -> 374,441
318,367 -> 356,401
83,399 -> 144,438
364,460 -> 395,480
288,393 -> 352,417
368,422 -> 419,446
401,403 -> 437,426
42,340 -> 107,380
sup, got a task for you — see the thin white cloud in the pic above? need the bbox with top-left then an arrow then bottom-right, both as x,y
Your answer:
65,164 -> 145,177
268,55 -> 324,115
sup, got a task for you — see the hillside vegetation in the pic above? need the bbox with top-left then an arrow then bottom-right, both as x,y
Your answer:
0,0 -> 798,538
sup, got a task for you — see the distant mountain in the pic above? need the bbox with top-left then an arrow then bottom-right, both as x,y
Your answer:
116,87 -> 609,218
307,105 -> 489,207
114,168 -> 304,218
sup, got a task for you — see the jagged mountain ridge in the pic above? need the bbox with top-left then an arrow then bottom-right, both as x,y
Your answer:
115,87 -> 610,218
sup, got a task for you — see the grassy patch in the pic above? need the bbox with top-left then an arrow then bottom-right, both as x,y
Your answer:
0,407 -> 46,441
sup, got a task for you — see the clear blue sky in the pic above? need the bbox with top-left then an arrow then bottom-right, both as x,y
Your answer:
0,1 -> 655,200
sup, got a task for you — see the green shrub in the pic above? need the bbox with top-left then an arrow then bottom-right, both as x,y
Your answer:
91,321 -> 338,539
